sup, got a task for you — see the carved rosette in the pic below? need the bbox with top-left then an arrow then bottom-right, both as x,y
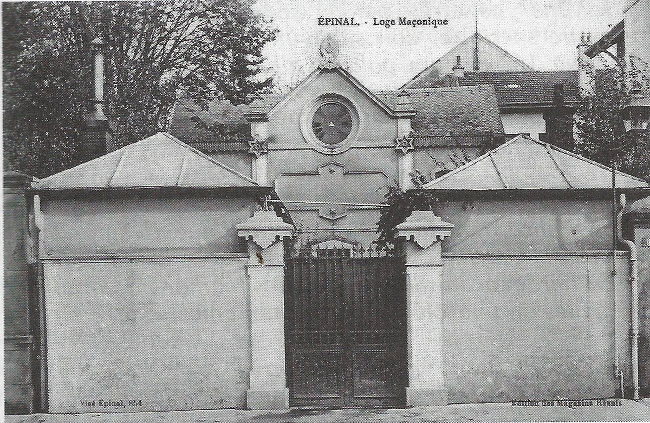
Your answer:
248,135 -> 269,158
395,132 -> 415,154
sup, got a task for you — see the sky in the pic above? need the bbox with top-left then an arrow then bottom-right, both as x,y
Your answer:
253,0 -> 624,91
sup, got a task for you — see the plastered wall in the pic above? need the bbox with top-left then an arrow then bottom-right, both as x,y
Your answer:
44,258 -> 251,412
635,224 -> 650,393
39,193 -> 254,257
500,112 -> 546,137
625,0 -> 650,69
442,254 -> 631,402
436,199 -> 616,253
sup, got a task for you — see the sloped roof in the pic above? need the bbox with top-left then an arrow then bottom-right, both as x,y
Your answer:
35,132 -> 258,190
403,70 -> 580,107
423,135 -> 648,190
376,85 -> 504,136
169,84 -> 504,147
402,33 -> 534,89
168,99 -> 251,152
459,71 -> 580,107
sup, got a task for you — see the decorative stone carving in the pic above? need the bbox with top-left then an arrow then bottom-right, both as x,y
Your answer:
248,134 -> 269,158
395,132 -> 415,154
319,34 -> 340,69
274,162 -> 388,222
236,210 -> 293,249
395,210 -> 453,249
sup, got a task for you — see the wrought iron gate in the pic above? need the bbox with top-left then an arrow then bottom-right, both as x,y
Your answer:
285,247 -> 407,407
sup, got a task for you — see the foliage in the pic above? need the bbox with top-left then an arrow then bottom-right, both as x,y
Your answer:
3,1 -> 277,177
379,60 -> 650,243
376,185 -> 441,247
574,61 -> 650,181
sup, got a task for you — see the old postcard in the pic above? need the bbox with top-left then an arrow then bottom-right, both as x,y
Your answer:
3,0 -> 650,421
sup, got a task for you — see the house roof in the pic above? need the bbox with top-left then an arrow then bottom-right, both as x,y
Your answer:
459,71 -> 580,107
376,85 -> 504,136
403,70 -> 580,108
402,33 -> 535,89
169,84 -> 505,147
168,99 -> 251,152
35,132 -> 258,190
422,134 -> 649,190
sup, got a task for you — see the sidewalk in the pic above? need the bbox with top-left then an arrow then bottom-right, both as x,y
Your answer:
6,400 -> 650,423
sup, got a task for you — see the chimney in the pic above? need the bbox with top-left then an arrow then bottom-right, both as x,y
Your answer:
577,32 -> 594,96
395,90 -> 415,114
452,55 -> 465,78
81,37 -> 109,161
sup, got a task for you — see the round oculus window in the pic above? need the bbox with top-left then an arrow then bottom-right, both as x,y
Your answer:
311,102 -> 353,145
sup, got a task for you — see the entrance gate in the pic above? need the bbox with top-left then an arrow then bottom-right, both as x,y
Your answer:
285,247 -> 407,407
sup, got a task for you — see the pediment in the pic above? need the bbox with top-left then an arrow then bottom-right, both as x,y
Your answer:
268,66 -> 402,119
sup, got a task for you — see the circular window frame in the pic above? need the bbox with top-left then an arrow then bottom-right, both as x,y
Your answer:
300,94 -> 359,155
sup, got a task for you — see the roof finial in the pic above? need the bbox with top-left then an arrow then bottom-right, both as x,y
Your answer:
319,34 -> 340,69
474,2 -> 480,71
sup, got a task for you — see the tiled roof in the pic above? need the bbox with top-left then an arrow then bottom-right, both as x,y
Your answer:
423,134 -> 648,190
377,85 -> 504,136
169,85 -> 504,148
460,71 -> 580,107
168,99 -> 251,152
404,70 -> 580,107
35,132 -> 258,190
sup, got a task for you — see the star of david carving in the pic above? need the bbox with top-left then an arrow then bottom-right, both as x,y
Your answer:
248,135 -> 268,158
395,132 -> 414,154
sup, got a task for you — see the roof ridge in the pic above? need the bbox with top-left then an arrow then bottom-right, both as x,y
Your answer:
475,34 -> 534,71
528,135 -> 649,183
38,138 -> 133,184
399,33 -> 479,89
422,135 -> 523,188
159,132 -> 259,185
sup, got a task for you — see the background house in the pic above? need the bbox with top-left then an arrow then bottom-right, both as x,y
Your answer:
401,32 -> 579,147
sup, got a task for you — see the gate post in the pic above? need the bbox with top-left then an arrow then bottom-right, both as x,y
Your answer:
237,209 -> 293,409
396,211 -> 453,406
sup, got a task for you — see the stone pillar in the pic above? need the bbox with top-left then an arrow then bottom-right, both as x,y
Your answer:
395,211 -> 453,406
246,100 -> 270,186
395,90 -> 415,191
237,209 -> 293,409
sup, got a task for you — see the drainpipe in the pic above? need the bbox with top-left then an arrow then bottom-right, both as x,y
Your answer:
618,193 -> 640,400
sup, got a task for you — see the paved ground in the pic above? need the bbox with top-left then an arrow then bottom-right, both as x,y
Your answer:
6,400 -> 650,423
